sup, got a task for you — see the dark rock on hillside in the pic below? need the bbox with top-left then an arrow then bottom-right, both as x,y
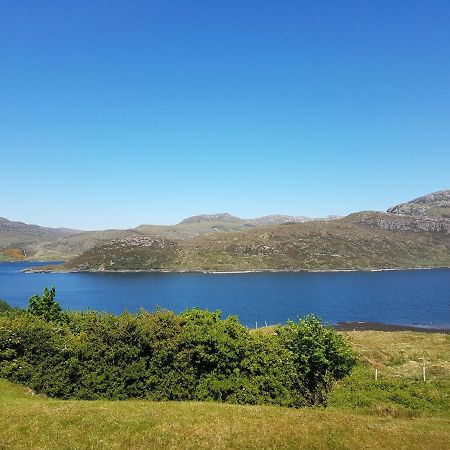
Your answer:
387,190 -> 450,220
347,212 -> 449,233
382,189 -> 450,233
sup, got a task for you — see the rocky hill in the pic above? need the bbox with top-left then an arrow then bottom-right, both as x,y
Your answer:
359,189 -> 450,234
136,213 -> 319,238
23,229 -> 143,261
5,190 -> 450,268
178,213 -> 314,226
0,217 -> 80,261
387,190 -> 450,220
1,212 -> 332,261
60,236 -> 186,272
177,213 -> 245,225
40,208 -> 450,273
347,211 -> 449,233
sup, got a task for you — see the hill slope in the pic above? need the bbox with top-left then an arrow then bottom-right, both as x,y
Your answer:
388,189 -> 450,220
0,213 -> 330,261
51,211 -> 450,272
0,218 -> 80,261
4,190 -> 449,265
134,213 -> 319,239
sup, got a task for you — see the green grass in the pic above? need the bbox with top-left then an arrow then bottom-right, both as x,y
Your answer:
1,379 -> 450,450
328,331 -> 450,418
329,364 -> 450,416
1,331 -> 449,449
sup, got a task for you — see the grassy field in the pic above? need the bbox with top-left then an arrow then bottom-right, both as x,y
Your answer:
1,331 -> 449,449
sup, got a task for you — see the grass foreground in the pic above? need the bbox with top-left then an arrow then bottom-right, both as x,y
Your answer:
1,330 -> 449,449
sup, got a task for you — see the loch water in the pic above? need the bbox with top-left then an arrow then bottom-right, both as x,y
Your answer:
1,262 -> 449,329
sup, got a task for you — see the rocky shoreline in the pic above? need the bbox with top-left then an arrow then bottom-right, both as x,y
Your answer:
23,265 -> 450,274
333,321 -> 450,334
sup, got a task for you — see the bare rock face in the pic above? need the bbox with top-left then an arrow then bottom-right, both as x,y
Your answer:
387,190 -> 450,219
349,212 -> 449,233
382,190 -> 450,233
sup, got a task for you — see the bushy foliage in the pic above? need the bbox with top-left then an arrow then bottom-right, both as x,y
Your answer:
0,300 -> 13,313
277,315 -> 357,406
28,287 -> 66,323
0,291 -> 356,406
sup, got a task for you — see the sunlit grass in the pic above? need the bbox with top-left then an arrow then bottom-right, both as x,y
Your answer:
1,330 -> 449,449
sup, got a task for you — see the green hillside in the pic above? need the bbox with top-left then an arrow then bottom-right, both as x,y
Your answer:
3,190 -> 449,265
0,217 -> 80,261
47,211 -> 450,272
0,214 -> 319,262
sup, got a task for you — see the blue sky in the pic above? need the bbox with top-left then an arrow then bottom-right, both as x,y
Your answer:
1,1 -> 449,229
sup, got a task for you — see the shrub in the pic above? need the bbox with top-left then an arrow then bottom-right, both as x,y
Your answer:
277,315 -> 357,406
0,291 -> 356,406
0,300 -> 13,313
28,287 -> 66,323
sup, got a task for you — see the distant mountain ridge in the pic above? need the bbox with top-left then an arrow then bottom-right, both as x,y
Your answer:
0,217 -> 80,235
133,212 -> 330,243
25,189 -> 450,273
177,213 -> 316,226
178,213 -> 244,225
46,209 -> 450,273
0,217 -> 81,261
2,190 -> 449,265
0,211 -> 336,261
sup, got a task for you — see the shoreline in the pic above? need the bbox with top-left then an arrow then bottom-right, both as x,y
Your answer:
332,321 -> 450,334
5,263 -> 450,334
22,265 -> 450,274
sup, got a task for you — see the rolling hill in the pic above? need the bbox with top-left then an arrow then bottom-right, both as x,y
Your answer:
0,217 -> 80,261
50,209 -> 450,272
0,213 -> 334,261
4,190 -> 450,269
388,189 -> 450,220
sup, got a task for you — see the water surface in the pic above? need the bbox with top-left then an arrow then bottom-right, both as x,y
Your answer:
1,262 -> 449,328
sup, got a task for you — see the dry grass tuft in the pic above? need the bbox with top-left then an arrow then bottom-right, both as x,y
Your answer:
343,331 -> 450,380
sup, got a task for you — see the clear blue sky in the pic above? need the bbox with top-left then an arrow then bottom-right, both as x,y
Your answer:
1,1 -> 449,230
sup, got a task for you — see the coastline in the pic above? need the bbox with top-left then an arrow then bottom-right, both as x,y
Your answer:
332,321 -> 450,334
22,265 -> 450,274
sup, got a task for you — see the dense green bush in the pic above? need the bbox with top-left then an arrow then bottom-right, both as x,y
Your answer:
0,289 -> 356,406
277,316 -> 358,406
0,300 -> 14,312
28,287 -> 67,323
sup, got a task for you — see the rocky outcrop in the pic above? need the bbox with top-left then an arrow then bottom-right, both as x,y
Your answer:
349,212 -> 449,233
387,190 -> 450,220
381,189 -> 450,233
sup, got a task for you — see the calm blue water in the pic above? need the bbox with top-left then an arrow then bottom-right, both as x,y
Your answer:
1,262 -> 449,328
